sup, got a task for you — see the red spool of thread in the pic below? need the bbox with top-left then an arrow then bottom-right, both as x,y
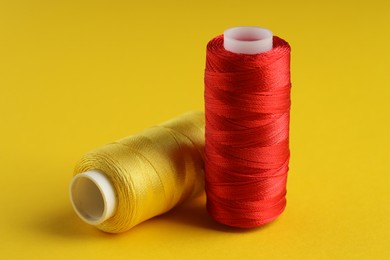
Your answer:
204,27 -> 291,228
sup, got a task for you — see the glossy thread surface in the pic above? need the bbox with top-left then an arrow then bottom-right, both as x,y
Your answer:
204,35 -> 291,228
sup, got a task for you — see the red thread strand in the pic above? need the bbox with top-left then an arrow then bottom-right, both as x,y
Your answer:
204,35 -> 291,228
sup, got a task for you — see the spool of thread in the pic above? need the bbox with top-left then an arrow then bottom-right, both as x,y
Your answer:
70,112 -> 205,233
204,27 -> 291,227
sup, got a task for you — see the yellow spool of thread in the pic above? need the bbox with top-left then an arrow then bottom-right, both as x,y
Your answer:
70,112 -> 205,233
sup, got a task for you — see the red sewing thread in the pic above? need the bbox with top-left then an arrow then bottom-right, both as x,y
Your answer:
204,34 -> 291,228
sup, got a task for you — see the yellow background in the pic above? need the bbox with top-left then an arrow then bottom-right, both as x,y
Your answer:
1,0 -> 389,259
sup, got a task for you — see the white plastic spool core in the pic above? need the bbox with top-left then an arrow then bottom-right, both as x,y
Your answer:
224,26 -> 273,54
70,170 -> 117,225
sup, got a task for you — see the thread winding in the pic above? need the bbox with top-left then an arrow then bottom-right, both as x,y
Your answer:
204,35 -> 291,227
74,112 -> 205,233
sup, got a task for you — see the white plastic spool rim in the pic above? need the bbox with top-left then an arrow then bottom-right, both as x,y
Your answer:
70,170 -> 117,225
224,26 -> 273,54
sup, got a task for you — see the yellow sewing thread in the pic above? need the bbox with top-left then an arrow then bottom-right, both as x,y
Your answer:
73,112 -> 205,233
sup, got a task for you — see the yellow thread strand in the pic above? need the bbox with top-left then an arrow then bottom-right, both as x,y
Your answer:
74,112 -> 205,233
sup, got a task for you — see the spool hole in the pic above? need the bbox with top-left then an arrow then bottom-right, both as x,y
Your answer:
70,176 -> 105,222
